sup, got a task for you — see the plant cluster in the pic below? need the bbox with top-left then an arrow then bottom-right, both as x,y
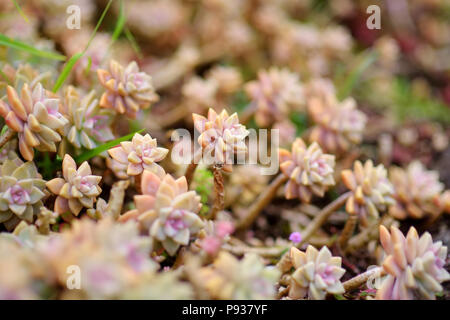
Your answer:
0,0 -> 448,300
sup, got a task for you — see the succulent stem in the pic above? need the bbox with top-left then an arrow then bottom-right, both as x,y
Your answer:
208,165 -> 224,220
185,161 -> 198,186
237,173 -> 288,229
222,243 -> 286,257
338,213 -> 358,250
346,216 -> 394,253
343,266 -> 384,292
0,127 -> 15,149
298,192 -> 351,247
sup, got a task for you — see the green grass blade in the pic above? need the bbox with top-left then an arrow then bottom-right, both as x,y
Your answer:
84,0 -> 113,52
52,0 -> 113,93
75,129 -> 144,163
124,27 -> 143,59
337,51 -> 378,100
0,34 -> 66,61
12,0 -> 29,23
111,0 -> 126,44
52,52 -> 84,92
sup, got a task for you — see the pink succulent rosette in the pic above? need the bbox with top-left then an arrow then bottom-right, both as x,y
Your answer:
122,171 -> 204,256
389,161 -> 444,220
97,60 -> 159,119
192,108 -> 249,172
46,154 -> 102,216
0,83 -> 68,160
289,246 -> 346,300
341,160 -> 395,227
245,67 -> 304,127
377,226 -> 450,300
0,160 -> 46,230
308,96 -> 367,154
108,133 -> 168,176
279,138 -> 335,202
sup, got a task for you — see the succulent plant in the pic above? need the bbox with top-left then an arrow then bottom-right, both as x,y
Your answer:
198,252 -> 280,299
123,171 -> 204,256
377,226 -> 450,300
97,60 -> 159,118
182,76 -> 219,113
389,161 -> 444,220
206,66 -> 242,96
38,218 -> 158,299
0,83 -> 68,160
0,139 -> 20,165
108,132 -> 168,176
0,232 -> 49,299
308,96 -> 367,154
193,108 -> 249,172
341,160 -> 395,227
46,154 -> 102,216
0,160 -> 46,231
245,67 -> 304,127
288,246 -> 346,300
58,86 -> 114,156
279,138 -> 335,202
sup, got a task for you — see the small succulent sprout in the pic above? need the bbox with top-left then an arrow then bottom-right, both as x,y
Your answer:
279,138 -> 335,202
193,108 -> 249,172
308,96 -> 367,154
97,60 -> 159,119
46,154 -> 102,216
389,161 -> 444,220
341,160 -> 395,227
377,226 -> 450,300
0,83 -> 68,160
124,171 -> 204,256
35,207 -> 59,234
108,132 -> 169,176
245,67 -> 304,127
289,246 -> 346,300
0,160 -> 46,231
58,86 -> 114,156
198,252 -> 281,299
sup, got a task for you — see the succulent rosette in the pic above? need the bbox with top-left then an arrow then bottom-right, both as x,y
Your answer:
245,67 -> 304,127
108,133 -> 168,176
279,138 -> 335,202
59,86 -> 114,155
341,160 -> 395,227
288,246 -> 346,300
182,76 -> 218,113
193,108 -> 249,172
46,154 -> 102,216
0,83 -> 68,160
123,171 -> 204,256
97,60 -> 159,118
0,160 -> 46,230
377,226 -> 450,300
389,161 -> 444,220
198,252 -> 280,299
308,96 -> 366,153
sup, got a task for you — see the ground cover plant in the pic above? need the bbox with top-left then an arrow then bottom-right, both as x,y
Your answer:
0,0 -> 449,300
